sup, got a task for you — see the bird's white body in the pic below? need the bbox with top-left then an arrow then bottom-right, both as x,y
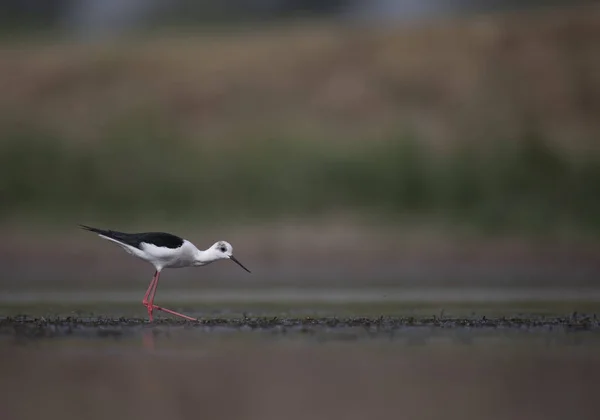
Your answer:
98,235 -> 212,271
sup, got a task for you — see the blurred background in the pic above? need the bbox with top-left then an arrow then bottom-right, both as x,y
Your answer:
2,4 -> 600,420
0,0 -> 599,300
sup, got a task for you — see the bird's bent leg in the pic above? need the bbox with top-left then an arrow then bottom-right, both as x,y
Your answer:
143,270 -> 198,322
148,270 -> 161,309
142,271 -> 159,305
152,305 -> 198,322
142,270 -> 160,321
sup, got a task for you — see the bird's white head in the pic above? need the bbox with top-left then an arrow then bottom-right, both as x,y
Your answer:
207,240 -> 251,273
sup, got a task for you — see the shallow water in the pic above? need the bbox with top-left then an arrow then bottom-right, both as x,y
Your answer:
2,310 -> 600,420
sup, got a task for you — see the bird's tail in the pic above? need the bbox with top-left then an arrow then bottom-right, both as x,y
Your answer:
79,224 -> 106,235
79,225 -> 136,248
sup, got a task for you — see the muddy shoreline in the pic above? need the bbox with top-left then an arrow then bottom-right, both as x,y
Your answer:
2,315 -> 599,341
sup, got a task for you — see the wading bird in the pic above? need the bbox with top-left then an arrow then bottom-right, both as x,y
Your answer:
80,225 -> 251,322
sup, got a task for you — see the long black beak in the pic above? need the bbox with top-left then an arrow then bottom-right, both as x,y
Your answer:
230,255 -> 251,273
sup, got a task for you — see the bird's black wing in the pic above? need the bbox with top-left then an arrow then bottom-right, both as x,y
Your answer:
79,225 -> 184,249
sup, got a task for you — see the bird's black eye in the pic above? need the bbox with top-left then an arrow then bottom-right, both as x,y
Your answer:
220,246 -> 226,253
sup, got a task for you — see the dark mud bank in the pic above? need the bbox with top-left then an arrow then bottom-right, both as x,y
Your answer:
1,315 -> 599,342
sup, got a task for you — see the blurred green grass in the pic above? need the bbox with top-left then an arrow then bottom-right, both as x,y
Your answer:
1,121 -> 598,235
1,6 -> 599,237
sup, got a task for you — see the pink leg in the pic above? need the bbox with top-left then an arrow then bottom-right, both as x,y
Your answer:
152,305 -> 198,322
143,271 -> 159,304
142,271 -> 159,321
143,270 -> 198,322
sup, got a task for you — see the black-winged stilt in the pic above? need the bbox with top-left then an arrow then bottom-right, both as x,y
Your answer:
80,225 -> 251,322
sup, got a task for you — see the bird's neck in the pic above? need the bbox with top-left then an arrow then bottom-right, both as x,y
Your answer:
193,248 -> 218,266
